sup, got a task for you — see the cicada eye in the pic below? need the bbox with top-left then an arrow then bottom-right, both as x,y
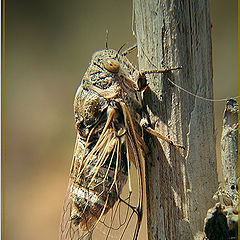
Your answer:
103,58 -> 120,73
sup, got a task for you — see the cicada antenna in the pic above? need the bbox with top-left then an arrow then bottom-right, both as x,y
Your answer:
117,43 -> 126,56
105,29 -> 109,49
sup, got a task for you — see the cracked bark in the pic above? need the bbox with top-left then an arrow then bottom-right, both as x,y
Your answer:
133,1 -> 218,239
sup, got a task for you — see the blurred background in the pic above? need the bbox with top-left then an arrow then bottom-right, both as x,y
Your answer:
5,0 -> 237,239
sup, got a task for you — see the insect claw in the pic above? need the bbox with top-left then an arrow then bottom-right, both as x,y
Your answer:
177,144 -> 185,150
172,143 -> 186,151
171,66 -> 183,70
168,136 -> 185,150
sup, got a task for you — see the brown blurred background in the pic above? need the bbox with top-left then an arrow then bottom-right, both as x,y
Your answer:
5,0 -> 237,239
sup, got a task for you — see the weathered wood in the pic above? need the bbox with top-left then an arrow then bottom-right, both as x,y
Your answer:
220,99 -> 238,205
133,0 -> 218,239
204,99 -> 238,240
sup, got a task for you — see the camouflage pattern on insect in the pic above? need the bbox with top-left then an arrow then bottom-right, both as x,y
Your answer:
60,46 -> 181,240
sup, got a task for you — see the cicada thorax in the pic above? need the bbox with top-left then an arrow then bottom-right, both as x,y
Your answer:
61,48 -> 145,240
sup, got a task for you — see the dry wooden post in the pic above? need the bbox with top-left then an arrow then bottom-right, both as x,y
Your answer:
133,0 -> 218,239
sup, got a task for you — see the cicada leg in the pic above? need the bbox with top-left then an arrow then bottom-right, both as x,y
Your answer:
141,123 -> 185,151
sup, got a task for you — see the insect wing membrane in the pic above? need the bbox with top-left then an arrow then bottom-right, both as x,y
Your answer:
60,49 -> 145,240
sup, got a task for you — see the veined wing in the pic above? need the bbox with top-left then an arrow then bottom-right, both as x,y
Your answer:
60,103 -> 145,240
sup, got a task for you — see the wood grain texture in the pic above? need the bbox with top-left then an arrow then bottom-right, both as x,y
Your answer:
203,99 -> 238,240
221,99 -> 238,205
133,0 -> 218,239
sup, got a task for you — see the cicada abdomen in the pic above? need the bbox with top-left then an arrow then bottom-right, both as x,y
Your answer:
60,49 -> 146,240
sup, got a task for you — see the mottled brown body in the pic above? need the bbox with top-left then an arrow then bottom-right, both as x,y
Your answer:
60,48 -> 146,240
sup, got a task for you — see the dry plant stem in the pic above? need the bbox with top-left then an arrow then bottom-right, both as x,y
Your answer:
203,99 -> 238,240
134,0 -> 218,239
220,99 -> 238,205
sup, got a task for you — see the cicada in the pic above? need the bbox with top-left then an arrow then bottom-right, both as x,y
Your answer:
60,45 -> 181,240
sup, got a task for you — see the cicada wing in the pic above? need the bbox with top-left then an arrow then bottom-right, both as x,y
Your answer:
93,102 -> 145,240
60,104 -> 145,240
59,184 -> 89,240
